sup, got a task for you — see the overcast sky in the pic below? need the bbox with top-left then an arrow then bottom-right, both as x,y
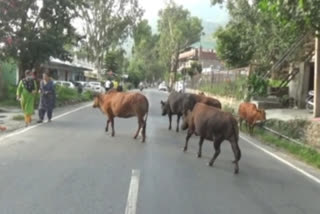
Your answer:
139,0 -> 229,27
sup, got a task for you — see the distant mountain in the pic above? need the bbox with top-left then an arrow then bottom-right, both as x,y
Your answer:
124,20 -> 225,56
191,21 -> 224,50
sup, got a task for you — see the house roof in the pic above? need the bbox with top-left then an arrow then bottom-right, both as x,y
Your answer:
179,48 -> 218,61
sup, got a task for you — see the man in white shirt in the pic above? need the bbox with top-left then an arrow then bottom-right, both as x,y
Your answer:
105,80 -> 111,91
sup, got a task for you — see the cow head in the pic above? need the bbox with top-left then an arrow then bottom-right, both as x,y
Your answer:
256,108 -> 266,123
160,100 -> 168,116
181,110 -> 192,130
92,94 -> 102,108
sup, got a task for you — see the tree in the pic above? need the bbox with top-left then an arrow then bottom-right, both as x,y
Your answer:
212,0 -> 303,70
158,1 -> 203,89
104,48 -> 125,75
128,20 -> 165,85
81,0 -> 143,78
0,0 -> 85,79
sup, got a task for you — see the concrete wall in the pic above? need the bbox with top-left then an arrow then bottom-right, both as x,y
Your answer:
289,62 -> 311,108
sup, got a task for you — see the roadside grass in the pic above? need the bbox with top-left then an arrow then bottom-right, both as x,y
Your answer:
12,115 -> 24,121
0,99 -> 20,108
241,126 -> 320,169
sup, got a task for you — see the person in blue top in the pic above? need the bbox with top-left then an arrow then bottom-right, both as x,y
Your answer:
37,72 -> 55,123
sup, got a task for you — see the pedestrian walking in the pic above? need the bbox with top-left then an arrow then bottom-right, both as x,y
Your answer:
37,72 -> 55,123
16,70 -> 37,127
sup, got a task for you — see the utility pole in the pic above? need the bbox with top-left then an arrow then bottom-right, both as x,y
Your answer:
314,35 -> 320,117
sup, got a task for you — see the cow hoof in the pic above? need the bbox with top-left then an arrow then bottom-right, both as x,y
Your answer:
207,162 -> 213,167
234,169 -> 239,174
111,133 -> 115,137
176,129 -> 179,132
197,154 -> 202,158
133,136 -> 138,139
183,147 -> 187,152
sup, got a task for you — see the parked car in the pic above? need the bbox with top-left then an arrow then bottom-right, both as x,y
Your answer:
158,82 -> 168,91
86,81 -> 105,93
54,81 -> 76,89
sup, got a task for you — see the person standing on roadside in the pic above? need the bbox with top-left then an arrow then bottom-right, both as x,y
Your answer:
37,72 -> 55,123
105,79 -> 111,91
16,70 -> 37,127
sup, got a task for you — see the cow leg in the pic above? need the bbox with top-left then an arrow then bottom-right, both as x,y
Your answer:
239,118 -> 242,129
111,118 -> 115,137
183,129 -> 193,152
176,114 -> 181,132
134,118 -> 143,139
231,141 -> 241,174
249,124 -> 254,135
168,113 -> 172,130
208,138 -> 223,167
141,117 -> 147,143
197,137 -> 205,158
105,119 -> 110,132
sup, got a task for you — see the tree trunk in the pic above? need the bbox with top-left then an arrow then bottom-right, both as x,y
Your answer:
169,51 -> 180,91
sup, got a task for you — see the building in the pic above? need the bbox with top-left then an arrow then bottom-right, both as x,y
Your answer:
178,47 -> 223,71
40,57 -> 94,81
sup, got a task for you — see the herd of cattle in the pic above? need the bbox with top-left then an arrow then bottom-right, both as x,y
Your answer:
93,89 -> 266,174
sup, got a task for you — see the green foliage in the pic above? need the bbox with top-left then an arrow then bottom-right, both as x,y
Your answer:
82,0 -> 143,70
259,0 -> 319,32
222,104 -> 236,114
247,74 -> 268,98
215,24 -> 254,68
128,20 -> 165,85
185,62 -> 202,78
199,76 -> 247,100
158,1 -> 203,86
268,79 -> 283,87
12,115 -> 25,121
0,0 -> 86,77
212,0 -> 303,69
55,85 -> 93,106
264,119 -> 310,141
104,49 -> 126,75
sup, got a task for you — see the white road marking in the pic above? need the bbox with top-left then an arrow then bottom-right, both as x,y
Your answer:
0,103 -> 91,143
125,169 -> 140,214
240,134 -> 320,185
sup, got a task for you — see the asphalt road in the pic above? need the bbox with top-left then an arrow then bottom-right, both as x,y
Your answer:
0,89 -> 319,214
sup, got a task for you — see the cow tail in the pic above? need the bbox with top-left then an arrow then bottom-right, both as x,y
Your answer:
232,118 -> 241,161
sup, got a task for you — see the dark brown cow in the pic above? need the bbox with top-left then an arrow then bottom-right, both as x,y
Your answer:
238,102 -> 266,135
93,89 -> 149,142
181,103 -> 241,174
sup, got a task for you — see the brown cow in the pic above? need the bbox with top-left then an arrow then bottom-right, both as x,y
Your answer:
238,102 -> 266,135
93,89 -> 149,142
181,103 -> 241,174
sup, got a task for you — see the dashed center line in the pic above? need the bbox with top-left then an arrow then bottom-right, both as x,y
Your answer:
125,169 -> 141,214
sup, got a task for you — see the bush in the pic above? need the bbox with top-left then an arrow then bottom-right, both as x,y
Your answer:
123,82 -> 135,90
55,85 -> 94,106
264,119 -> 310,142
199,76 -> 247,100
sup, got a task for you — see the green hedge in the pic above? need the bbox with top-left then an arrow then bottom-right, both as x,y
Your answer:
199,77 -> 247,100
55,85 -> 94,106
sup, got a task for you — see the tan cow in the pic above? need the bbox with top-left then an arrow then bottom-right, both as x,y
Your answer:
238,102 -> 266,135
93,89 -> 149,142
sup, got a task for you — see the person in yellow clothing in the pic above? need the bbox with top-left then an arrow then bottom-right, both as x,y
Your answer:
112,80 -> 118,90
16,70 -> 37,127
